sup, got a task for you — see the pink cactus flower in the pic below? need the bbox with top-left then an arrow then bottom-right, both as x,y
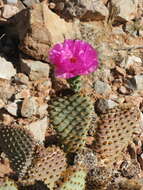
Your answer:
49,39 -> 99,79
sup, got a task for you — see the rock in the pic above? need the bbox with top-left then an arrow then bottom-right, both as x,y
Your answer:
118,86 -> 128,95
21,97 -> 38,118
15,88 -> 30,99
16,1 -> 80,61
92,66 -> 112,82
0,56 -> 16,80
22,0 -> 40,7
5,100 -> 22,117
121,56 -> 142,69
78,0 -> 109,21
95,99 -> 118,113
74,148 -> 97,170
36,103 -> 48,117
4,0 -> 18,4
33,78 -> 51,99
52,0 -> 109,21
118,86 -> 132,95
0,79 -> 15,103
14,73 -> 29,85
124,20 -> 142,36
137,153 -> 143,170
93,80 -> 111,95
24,116 -> 48,143
0,99 -> 5,109
111,0 -> 139,22
21,59 -> 50,80
2,4 -> 19,19
120,160 -> 140,178
130,75 -> 143,91
139,112 -> 143,130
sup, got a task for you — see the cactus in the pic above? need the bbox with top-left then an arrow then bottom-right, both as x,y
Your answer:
93,104 -> 141,165
67,76 -> 82,92
55,165 -> 87,190
0,125 -> 36,178
0,178 -> 18,190
49,93 -> 93,152
21,146 -> 67,189
20,181 -> 49,190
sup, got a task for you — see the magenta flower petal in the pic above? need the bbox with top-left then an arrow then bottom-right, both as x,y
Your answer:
49,39 -> 99,79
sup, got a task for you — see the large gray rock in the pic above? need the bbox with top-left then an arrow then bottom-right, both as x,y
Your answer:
0,56 -> 16,80
15,1 -> 80,61
21,58 -> 50,80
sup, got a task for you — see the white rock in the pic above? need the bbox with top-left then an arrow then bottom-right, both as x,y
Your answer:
21,97 -> 38,118
131,75 -> 143,91
121,55 -> 142,68
95,99 -> 118,113
24,117 -> 48,144
5,100 -> 21,116
22,0 -> 40,7
36,103 -> 48,117
0,99 -> 5,109
139,112 -> 143,130
5,0 -> 18,4
0,57 -> 16,80
2,4 -> 19,19
21,59 -> 50,80
79,0 -> 109,20
112,0 -> 139,21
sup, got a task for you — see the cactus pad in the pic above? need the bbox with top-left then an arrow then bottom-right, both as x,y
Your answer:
20,181 -> 49,190
0,125 -> 36,178
94,104 -> 141,165
0,178 -> 18,190
49,94 -> 93,152
21,146 -> 67,189
55,165 -> 87,190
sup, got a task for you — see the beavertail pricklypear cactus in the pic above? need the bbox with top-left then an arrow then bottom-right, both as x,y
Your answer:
20,181 -> 49,190
0,178 -> 18,190
49,94 -> 93,152
0,125 -> 36,178
55,165 -> 87,190
21,146 -> 67,189
94,104 -> 141,165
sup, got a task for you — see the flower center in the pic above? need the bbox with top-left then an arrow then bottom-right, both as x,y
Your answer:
70,57 -> 77,63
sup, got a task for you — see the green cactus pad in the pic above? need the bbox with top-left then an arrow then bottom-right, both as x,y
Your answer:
21,146 -> 67,189
55,165 -> 87,190
0,178 -> 18,190
0,125 -> 36,178
49,94 -> 93,152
